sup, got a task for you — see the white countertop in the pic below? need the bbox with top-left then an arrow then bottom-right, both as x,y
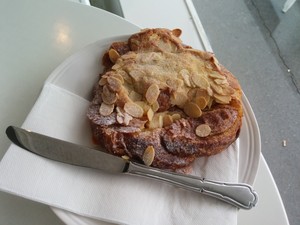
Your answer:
0,0 -> 289,224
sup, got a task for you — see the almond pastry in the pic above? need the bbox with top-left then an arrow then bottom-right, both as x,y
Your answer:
87,28 -> 243,171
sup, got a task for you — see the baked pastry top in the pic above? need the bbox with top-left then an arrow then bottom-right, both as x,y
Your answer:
87,28 -> 243,171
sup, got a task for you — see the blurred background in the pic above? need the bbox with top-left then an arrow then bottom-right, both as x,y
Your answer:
191,2 -> 300,225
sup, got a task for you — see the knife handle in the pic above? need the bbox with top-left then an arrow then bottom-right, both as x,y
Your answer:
126,162 -> 258,209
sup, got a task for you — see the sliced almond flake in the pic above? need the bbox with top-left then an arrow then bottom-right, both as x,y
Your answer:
179,69 -> 192,87
208,71 -> 225,79
116,106 -> 124,115
147,108 -> 154,121
145,83 -> 160,105
195,124 -> 211,137
171,91 -> 188,108
142,146 -> 155,166
171,113 -> 181,121
196,61 -> 208,74
103,85 -> 112,96
152,101 -> 160,112
205,62 -> 214,70
183,102 -> 202,118
207,98 -> 214,109
98,77 -> 107,86
194,96 -> 207,109
116,113 -> 124,124
119,70 -> 133,84
99,103 -> 114,116
147,115 -> 159,129
231,91 -> 241,100
166,78 -> 184,90
191,73 -> 209,90
195,88 -> 210,102
210,82 -> 225,95
221,86 -> 235,95
124,102 -> 144,118
116,89 -> 131,107
205,96 -> 211,107
108,49 -> 120,63
122,52 -> 137,60
112,64 -> 121,70
207,86 -> 214,96
129,90 -> 142,101
112,73 -> 124,84
135,101 -> 151,113
163,115 -> 173,127
214,78 -> 228,85
123,113 -> 133,125
214,94 -> 231,104
158,115 -> 164,128
191,88 -> 205,97
147,113 -> 164,129
102,85 -> 117,104
107,76 -> 122,92
116,107 -> 133,125
101,91 -> 117,105
187,88 -> 197,100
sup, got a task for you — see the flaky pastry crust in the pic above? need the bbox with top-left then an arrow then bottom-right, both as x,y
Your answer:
87,28 -> 243,171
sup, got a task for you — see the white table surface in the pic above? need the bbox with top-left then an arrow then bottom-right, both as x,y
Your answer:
0,0 -> 289,224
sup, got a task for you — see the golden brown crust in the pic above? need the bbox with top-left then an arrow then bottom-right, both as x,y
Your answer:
87,28 -> 243,171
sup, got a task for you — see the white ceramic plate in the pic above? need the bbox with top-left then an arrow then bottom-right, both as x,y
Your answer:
46,36 -> 261,225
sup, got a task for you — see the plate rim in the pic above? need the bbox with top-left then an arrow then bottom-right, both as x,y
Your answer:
47,34 -> 261,225
239,92 -> 261,184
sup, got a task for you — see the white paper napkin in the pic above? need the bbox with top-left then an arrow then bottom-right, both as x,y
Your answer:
0,82 -> 239,225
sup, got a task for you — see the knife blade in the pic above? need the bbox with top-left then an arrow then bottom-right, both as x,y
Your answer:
6,125 -> 258,209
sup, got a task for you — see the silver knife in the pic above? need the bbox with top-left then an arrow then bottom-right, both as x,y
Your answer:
6,125 -> 258,209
